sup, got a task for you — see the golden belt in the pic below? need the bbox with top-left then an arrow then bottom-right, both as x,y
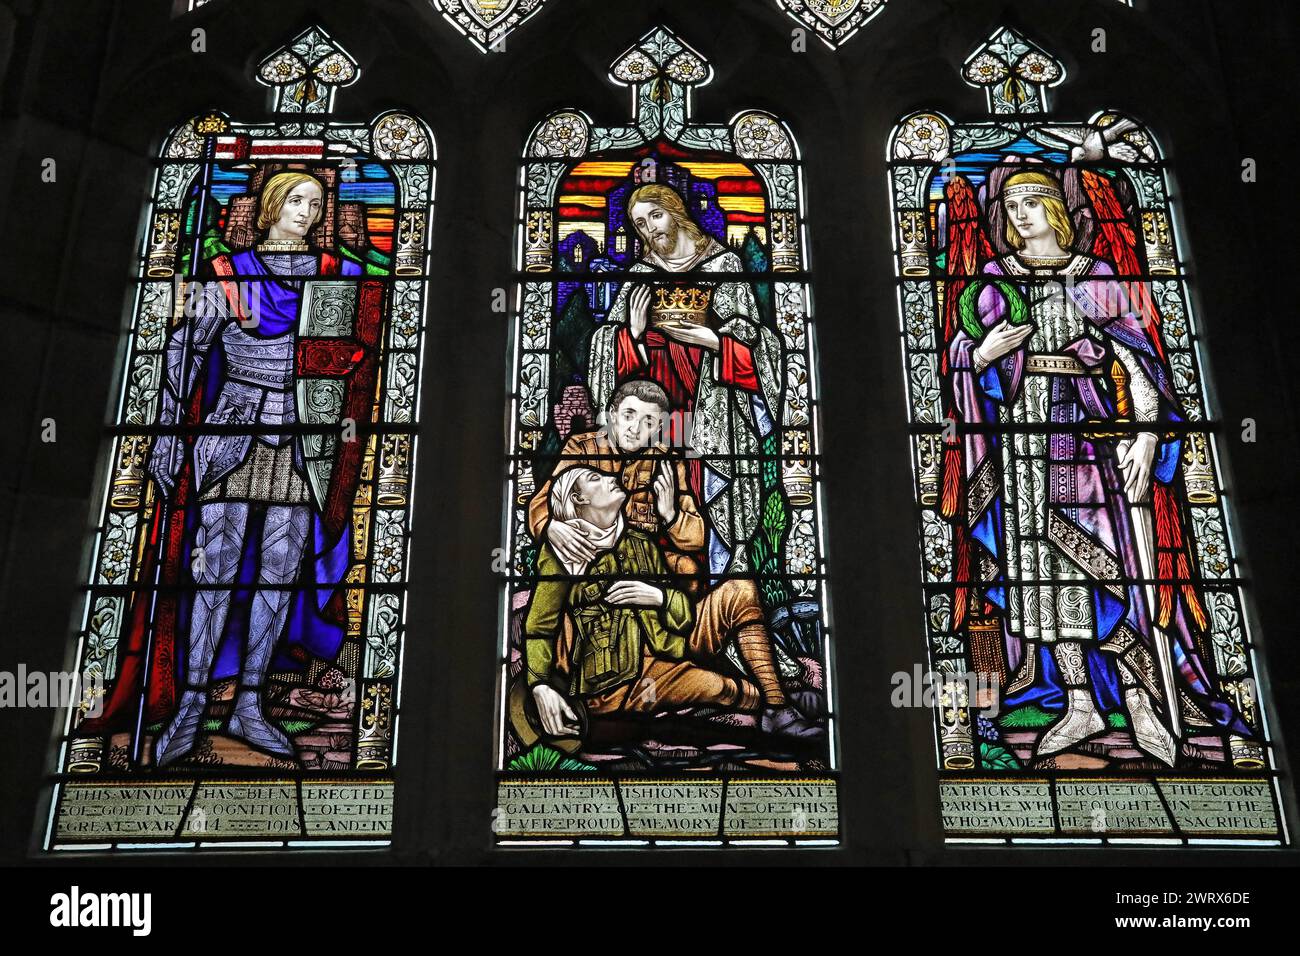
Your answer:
1024,353 -> 1103,376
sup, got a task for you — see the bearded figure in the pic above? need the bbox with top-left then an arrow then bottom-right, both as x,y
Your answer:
589,184 -> 783,575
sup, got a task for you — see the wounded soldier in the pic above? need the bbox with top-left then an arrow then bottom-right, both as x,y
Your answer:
524,465 -> 824,744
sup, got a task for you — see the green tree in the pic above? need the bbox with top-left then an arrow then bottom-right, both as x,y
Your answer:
740,229 -> 776,333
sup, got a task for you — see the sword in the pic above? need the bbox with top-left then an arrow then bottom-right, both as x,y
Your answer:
1127,491 -> 1183,740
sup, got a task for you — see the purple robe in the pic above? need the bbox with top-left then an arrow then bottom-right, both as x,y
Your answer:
948,254 -> 1248,735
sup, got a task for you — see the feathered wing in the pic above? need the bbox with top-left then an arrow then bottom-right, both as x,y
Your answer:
1079,170 -> 1211,644
939,175 -> 995,630
1079,169 -> 1166,362
1038,118 -> 1146,165
941,175 -> 996,379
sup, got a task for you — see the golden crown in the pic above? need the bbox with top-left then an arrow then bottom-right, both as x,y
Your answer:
195,113 -> 231,136
651,285 -> 713,328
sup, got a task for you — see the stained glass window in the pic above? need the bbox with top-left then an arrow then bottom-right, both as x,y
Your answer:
494,26 -> 839,846
430,0 -> 551,52
774,0 -> 891,48
43,26 -> 436,850
889,27 -> 1286,844
771,1 -> 1134,50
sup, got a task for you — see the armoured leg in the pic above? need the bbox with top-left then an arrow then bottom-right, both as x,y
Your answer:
1036,641 -> 1105,757
156,502 -> 249,766
227,504 -> 309,757
1118,663 -> 1177,767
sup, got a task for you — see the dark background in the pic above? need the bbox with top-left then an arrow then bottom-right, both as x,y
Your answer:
0,0 -> 1297,867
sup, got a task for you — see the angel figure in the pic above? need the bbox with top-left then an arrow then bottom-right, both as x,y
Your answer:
938,145 -> 1252,766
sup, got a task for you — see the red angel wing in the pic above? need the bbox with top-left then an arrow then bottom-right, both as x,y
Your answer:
1079,169 -> 1167,364
939,176 -> 995,628
1080,171 -> 1211,632
939,175 -> 993,523
941,175 -> 995,376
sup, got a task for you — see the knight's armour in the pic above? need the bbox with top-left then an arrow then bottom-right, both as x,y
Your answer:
151,249 -> 336,763
164,251 -> 329,496
222,326 -> 295,391
217,327 -> 297,443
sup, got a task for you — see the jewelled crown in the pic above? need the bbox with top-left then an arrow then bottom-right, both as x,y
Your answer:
1002,180 -> 1063,201
651,285 -> 713,328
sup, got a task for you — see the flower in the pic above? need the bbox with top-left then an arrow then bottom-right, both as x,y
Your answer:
777,308 -> 804,343
613,51 -> 658,83
790,541 -> 816,575
313,52 -> 356,85
666,54 -> 706,83
537,113 -> 586,156
260,52 -> 305,85
98,513 -> 135,583
1016,52 -> 1061,84
977,715 -> 1000,741
924,536 -> 950,577
102,541 -> 127,574
907,307 -> 931,341
965,52 -> 1009,85
374,114 -> 428,159
1203,541 -> 1229,575
373,520 -> 405,579
897,114 -> 949,160
736,115 -> 792,159
939,681 -> 969,725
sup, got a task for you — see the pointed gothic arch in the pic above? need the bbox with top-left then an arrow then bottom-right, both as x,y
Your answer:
888,26 -> 1286,844
43,26 -> 438,851
494,26 -> 841,846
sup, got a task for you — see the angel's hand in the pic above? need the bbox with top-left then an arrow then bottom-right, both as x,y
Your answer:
1117,433 -> 1159,504
547,519 -> 598,567
975,320 -> 1034,367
